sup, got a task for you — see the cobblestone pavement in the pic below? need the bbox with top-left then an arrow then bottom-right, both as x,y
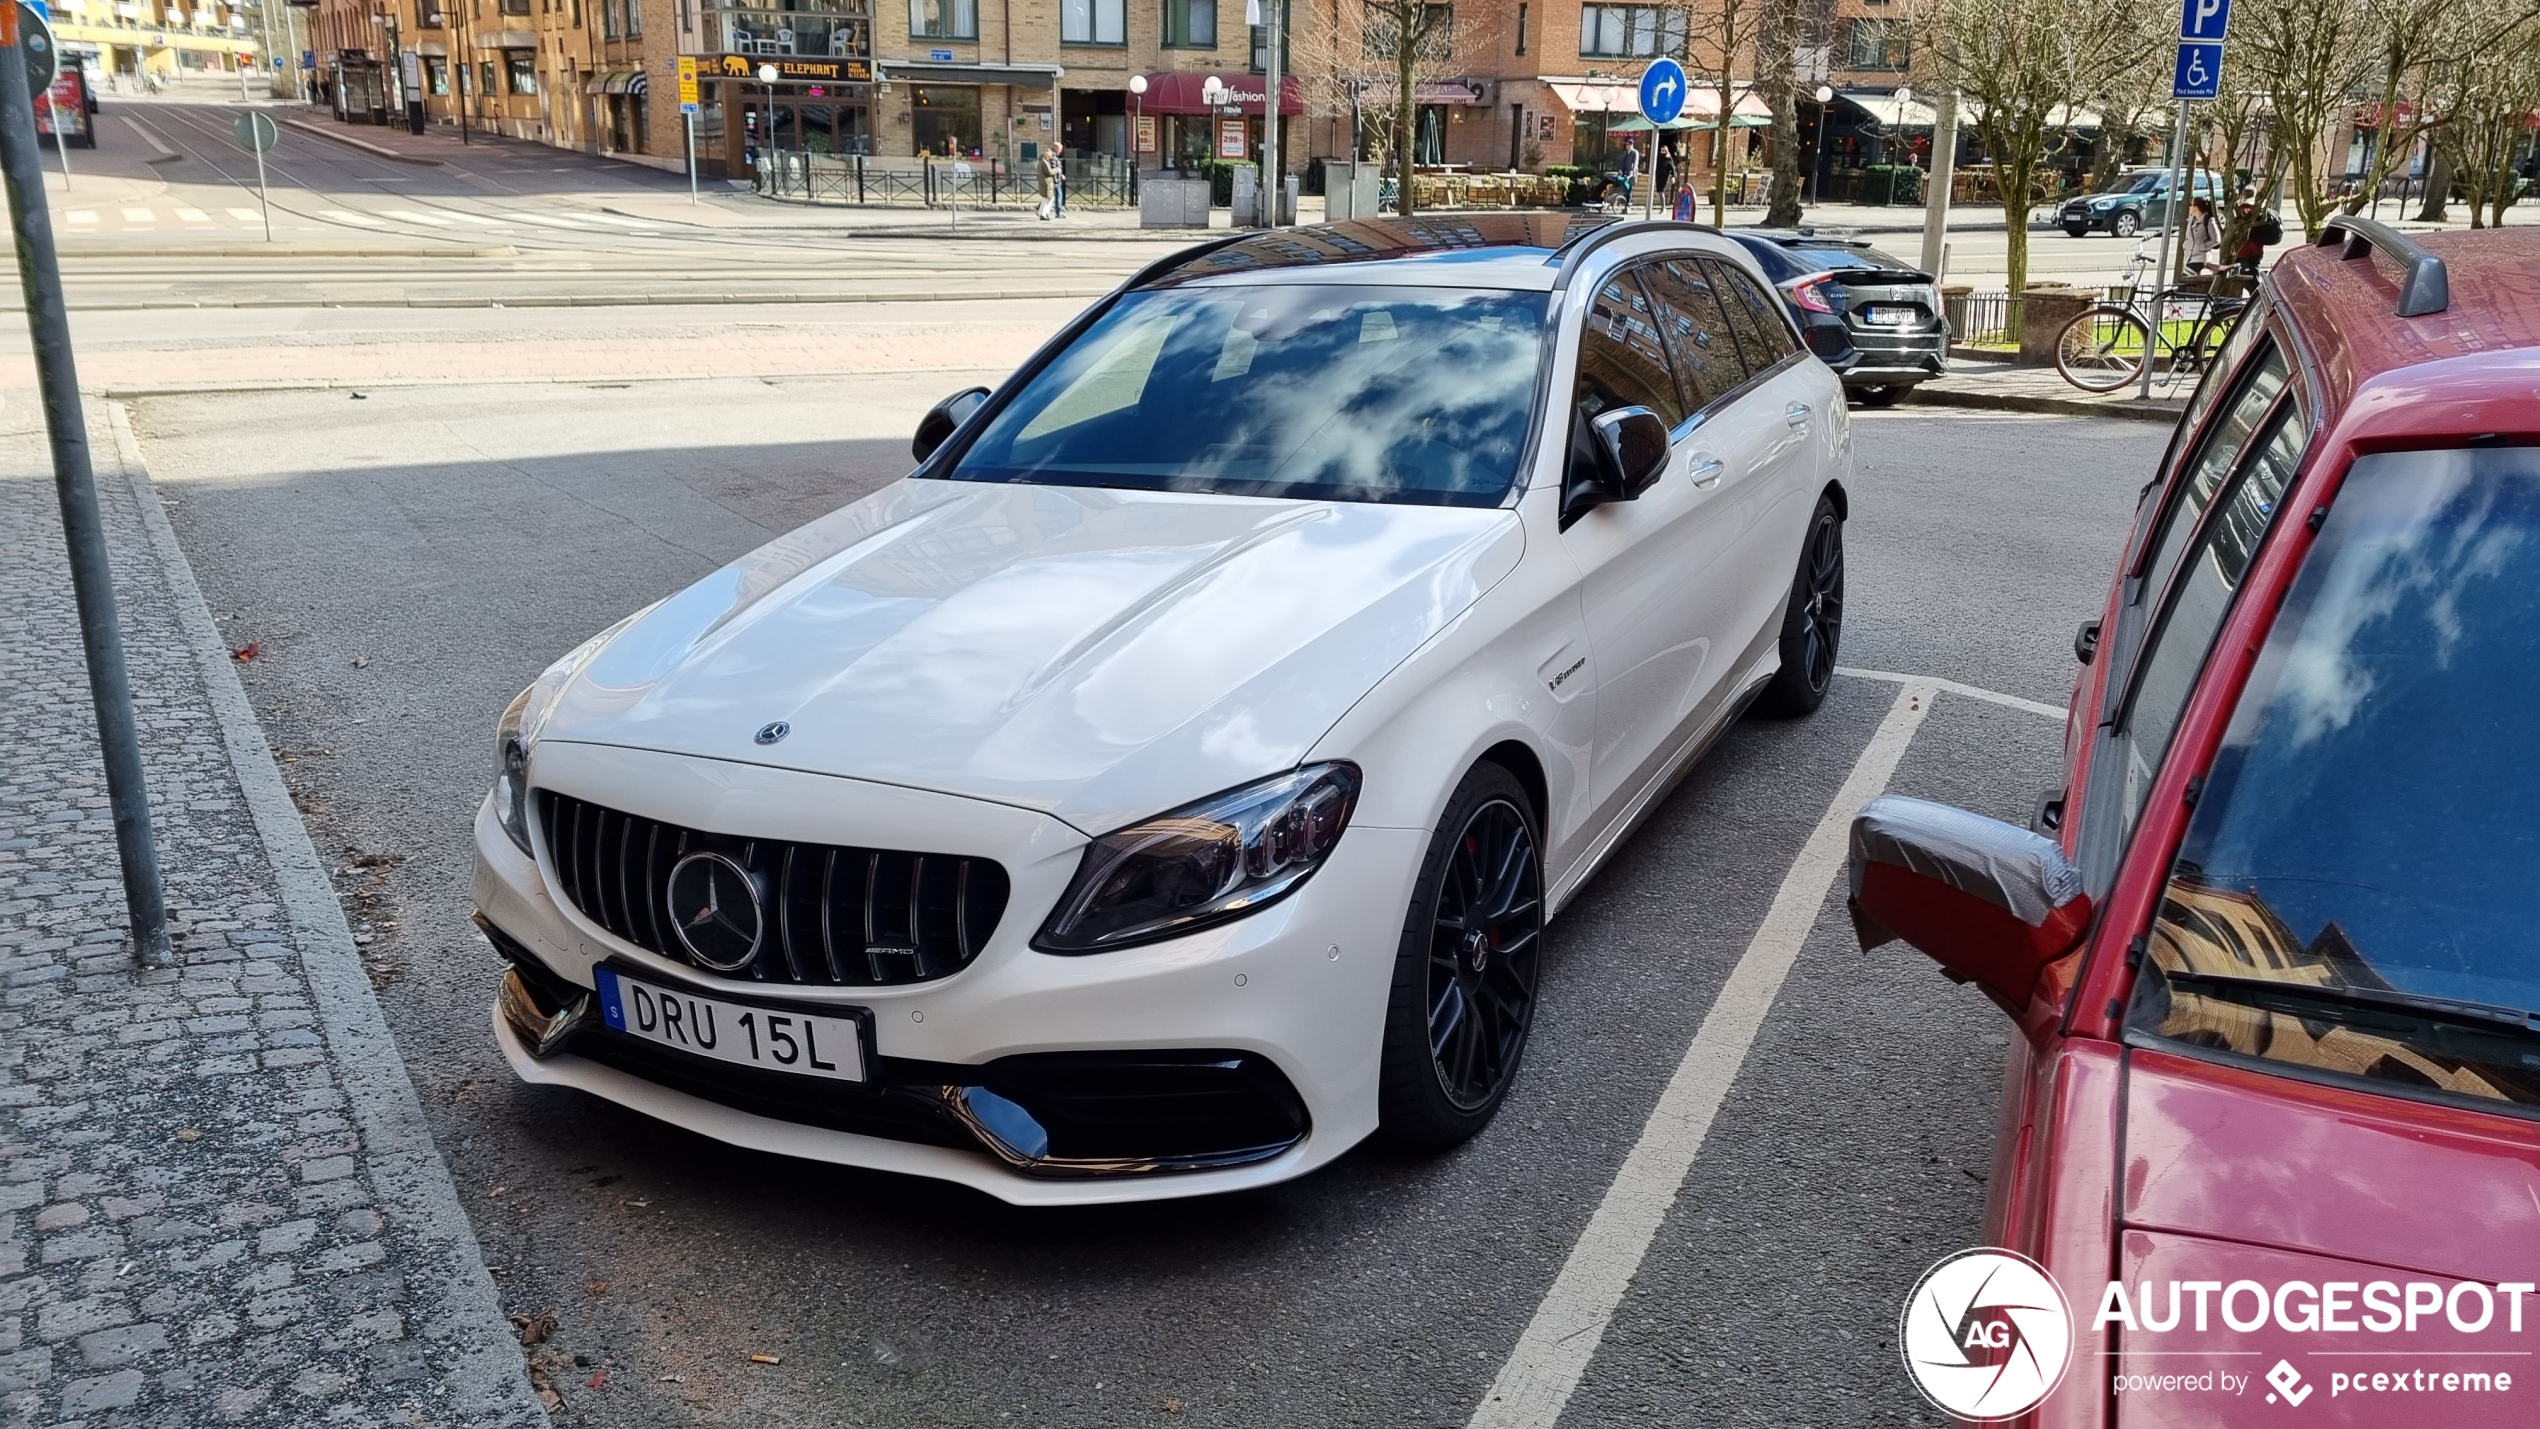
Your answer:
0,406 -> 540,1426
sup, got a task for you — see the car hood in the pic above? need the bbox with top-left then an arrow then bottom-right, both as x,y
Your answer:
2123,1047 -> 2540,1282
535,479 -> 1524,835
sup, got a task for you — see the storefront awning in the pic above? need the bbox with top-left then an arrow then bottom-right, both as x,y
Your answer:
585,69 -> 628,94
1836,90 -> 1938,127
1957,100 -> 2102,130
1416,79 -> 1486,106
1545,80 -> 1638,114
879,61 -> 1062,91
1131,71 -> 1303,115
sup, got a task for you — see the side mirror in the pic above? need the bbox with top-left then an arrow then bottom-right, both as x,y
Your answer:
1847,795 -> 2093,1013
1561,404 -> 1671,527
912,386 -> 990,464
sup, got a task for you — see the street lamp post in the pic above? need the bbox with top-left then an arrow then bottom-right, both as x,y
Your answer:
1805,83 -> 1833,203
758,61 -> 779,190
1128,71 -> 1145,172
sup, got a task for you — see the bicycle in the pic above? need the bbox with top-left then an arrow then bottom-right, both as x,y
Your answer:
2053,240 -> 2252,393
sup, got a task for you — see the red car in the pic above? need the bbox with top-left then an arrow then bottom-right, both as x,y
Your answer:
1852,220 -> 2540,1426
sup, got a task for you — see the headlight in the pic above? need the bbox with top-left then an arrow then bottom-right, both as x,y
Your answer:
1034,763 -> 1362,954
488,608 -> 648,857
493,685 -> 535,854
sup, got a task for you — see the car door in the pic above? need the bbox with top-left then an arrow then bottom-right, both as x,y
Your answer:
1698,255 -> 1827,657
1557,261 -> 1745,817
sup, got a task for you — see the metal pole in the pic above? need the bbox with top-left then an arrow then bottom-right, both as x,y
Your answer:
252,126 -> 272,239
686,108 -> 697,203
1919,89 -> 1958,281
1259,0 -> 1279,225
0,5 -> 174,970
51,113 -> 67,189
2140,100 -> 2190,402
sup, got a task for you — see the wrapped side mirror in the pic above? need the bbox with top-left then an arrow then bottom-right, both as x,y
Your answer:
1847,795 -> 2093,1012
912,386 -> 990,464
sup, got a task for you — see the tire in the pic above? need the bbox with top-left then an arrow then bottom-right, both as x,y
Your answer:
1752,493 -> 1845,718
2112,209 -> 2141,238
2055,305 -> 2150,393
1378,762 -> 1545,1151
1848,384 -> 1909,409
2062,222 -> 2089,238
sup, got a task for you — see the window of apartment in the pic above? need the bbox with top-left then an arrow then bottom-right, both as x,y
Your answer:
1361,0 -> 1445,59
1162,0 -> 1214,47
1251,0 -> 1294,70
1846,17 -> 1906,69
602,0 -> 618,37
478,59 -> 497,95
1578,3 -> 1683,58
627,0 -> 642,36
498,0 -> 528,12
425,55 -> 449,92
909,0 -> 976,38
1513,1 -> 1525,53
506,51 -> 537,92
1062,0 -> 1124,44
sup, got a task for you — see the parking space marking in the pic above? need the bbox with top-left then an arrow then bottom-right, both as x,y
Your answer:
1837,664 -> 2066,722
1468,679 -> 1937,1429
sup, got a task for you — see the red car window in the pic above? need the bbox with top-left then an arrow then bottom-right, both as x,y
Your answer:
2128,445 -> 2540,1118
2109,400 -> 2305,843
2134,345 -> 2292,604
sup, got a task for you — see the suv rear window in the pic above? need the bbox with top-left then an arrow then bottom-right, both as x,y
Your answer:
2130,446 -> 2540,1116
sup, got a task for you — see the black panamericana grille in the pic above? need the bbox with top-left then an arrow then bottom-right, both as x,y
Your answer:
537,790 -> 1010,987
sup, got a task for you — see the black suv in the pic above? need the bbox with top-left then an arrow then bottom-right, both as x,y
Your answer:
1725,230 -> 1947,407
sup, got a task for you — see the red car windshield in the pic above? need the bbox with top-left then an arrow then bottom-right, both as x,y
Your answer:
2130,445 -> 2540,1113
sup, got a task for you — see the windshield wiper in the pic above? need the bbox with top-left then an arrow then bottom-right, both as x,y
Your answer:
2161,969 -> 2540,1038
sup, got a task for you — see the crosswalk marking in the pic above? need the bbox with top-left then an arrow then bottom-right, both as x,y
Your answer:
175,208 -> 210,222
320,209 -> 385,226
380,209 -> 453,227
502,212 -> 592,230
121,208 -> 154,223
66,210 -> 96,224
226,207 -> 261,222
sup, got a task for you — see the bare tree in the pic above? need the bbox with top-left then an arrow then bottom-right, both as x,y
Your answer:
1909,0 -> 2162,293
2431,2 -> 2540,227
1692,0 -> 1747,225
1293,0 -> 1491,216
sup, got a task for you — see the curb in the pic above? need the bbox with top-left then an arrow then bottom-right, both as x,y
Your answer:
280,116 -> 447,166
106,403 -> 547,1429
16,285 -> 1115,312
1905,384 -> 2183,423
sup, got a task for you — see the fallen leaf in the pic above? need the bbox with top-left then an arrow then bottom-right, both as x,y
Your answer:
1163,1400 -> 1183,1414
509,1307 -> 558,1347
534,1387 -> 562,1414
488,1186 -> 506,1198
586,1280 -> 608,1297
173,1128 -> 200,1142
586,1368 -> 609,1390
352,655 -> 371,669
749,1352 -> 782,1365
230,642 -> 261,662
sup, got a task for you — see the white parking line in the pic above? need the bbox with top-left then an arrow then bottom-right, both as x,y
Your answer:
1468,679 -> 1937,1429
1836,665 -> 2066,721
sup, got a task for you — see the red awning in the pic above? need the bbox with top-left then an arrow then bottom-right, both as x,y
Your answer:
1135,72 -> 1304,116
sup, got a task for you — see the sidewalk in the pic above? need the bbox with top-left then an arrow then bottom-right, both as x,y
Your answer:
0,408 -> 542,1425
1907,355 -> 2187,422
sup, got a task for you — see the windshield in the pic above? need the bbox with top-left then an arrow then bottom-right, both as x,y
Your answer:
944,284 -> 1549,507
2129,446 -> 2540,1112
2123,173 -> 2165,194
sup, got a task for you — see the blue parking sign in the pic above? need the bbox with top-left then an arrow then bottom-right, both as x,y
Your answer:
2180,0 -> 2230,40
2173,42 -> 2223,99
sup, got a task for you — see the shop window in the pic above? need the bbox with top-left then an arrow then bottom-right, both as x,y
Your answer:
908,0 -> 976,38
1161,0 -> 1212,47
425,56 -> 449,93
1578,3 -> 1682,58
1062,0 -> 1123,42
911,83 -> 981,154
506,50 -> 536,92
1846,18 -> 1906,69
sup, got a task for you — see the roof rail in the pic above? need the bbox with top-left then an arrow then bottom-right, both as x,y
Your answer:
1549,218 -> 1722,292
2316,215 -> 2449,318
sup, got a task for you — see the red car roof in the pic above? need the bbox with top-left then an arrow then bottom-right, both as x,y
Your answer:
2271,226 -> 2540,448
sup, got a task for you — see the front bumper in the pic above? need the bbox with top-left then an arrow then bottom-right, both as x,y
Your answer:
473,743 -> 1425,1205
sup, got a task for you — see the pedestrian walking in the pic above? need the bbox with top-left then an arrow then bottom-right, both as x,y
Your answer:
2182,195 -> 2222,274
1654,142 -> 1676,204
1041,147 -> 1067,219
1615,139 -> 1641,209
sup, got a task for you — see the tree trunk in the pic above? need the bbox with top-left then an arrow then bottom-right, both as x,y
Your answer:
2002,160 -> 2033,296
1396,37 -> 1418,217
1758,0 -> 1800,226
2412,146 -> 2451,222
1710,0 -> 1738,227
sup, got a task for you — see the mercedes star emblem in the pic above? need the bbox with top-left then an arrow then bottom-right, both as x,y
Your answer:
755,721 -> 791,745
663,851 -> 763,972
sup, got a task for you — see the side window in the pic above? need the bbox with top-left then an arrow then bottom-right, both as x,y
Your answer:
1701,258 -> 1798,375
2111,400 -> 2307,840
1642,260 -> 1742,414
1576,272 -> 1687,430
2133,345 -> 2291,608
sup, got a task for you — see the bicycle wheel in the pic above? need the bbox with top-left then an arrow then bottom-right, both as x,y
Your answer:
2057,306 -> 2151,393
2168,312 -> 2234,379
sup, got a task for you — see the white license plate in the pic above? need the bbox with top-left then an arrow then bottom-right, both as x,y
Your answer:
1865,306 -> 1917,326
594,967 -> 866,1082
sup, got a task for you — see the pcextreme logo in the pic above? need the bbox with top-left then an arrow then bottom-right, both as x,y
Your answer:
1898,1248 -> 2075,1421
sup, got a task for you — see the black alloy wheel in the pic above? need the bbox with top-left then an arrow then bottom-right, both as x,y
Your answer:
1379,763 -> 1544,1147
1755,493 -> 1846,717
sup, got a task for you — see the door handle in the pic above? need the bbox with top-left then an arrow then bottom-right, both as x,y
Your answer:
1785,402 -> 1812,429
1687,456 -> 1725,488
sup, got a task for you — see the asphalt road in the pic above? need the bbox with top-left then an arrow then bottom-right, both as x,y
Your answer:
128,369 -> 2161,1428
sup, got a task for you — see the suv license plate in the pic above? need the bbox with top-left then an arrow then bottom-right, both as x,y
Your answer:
1865,306 -> 1916,326
594,967 -> 867,1082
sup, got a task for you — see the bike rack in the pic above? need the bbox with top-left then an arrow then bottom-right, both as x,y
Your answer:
2317,215 -> 2449,319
